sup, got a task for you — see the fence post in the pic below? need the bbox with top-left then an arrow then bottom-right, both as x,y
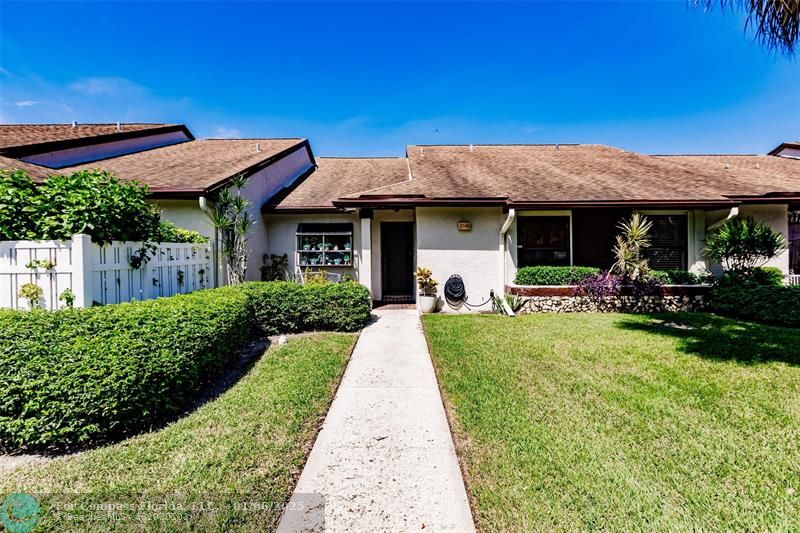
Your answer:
71,234 -> 94,308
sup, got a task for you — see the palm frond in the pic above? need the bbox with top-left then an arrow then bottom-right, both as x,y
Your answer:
701,0 -> 800,54
230,174 -> 248,190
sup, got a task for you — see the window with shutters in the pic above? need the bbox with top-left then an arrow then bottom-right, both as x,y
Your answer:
642,214 -> 688,270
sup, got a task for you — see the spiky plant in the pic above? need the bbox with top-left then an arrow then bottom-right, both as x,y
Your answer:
699,1 -> 800,55
207,175 -> 254,285
705,216 -> 786,272
612,213 -> 653,282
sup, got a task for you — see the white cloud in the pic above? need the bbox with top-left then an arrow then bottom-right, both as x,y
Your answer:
0,67 -> 10,76
213,126 -> 242,138
69,76 -> 145,96
0,72 -> 192,124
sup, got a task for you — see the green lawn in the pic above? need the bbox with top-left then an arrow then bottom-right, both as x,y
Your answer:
1,333 -> 356,532
423,313 -> 800,531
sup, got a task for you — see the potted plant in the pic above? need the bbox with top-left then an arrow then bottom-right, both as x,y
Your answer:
343,254 -> 351,264
415,267 -> 438,313
302,240 -> 311,251
344,242 -> 352,250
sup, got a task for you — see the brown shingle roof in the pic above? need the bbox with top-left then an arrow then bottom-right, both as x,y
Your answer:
334,144 -> 800,207
61,138 -> 309,195
0,123 -> 180,150
268,156 -> 409,211
0,155 -> 62,180
654,154 -> 800,197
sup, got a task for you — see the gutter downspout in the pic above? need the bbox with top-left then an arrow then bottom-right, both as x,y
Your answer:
707,206 -> 739,232
199,196 -> 219,288
499,209 -> 516,316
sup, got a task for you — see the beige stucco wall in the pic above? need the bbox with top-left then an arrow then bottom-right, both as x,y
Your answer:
416,206 -> 504,313
152,145 -> 315,284
240,147 -> 315,281
152,199 -> 215,238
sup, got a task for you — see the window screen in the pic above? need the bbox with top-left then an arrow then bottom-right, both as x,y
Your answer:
518,216 -> 571,267
643,214 -> 688,270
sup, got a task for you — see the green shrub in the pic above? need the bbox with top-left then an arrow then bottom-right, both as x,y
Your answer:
709,284 -> 800,327
514,266 -> 599,286
716,266 -> 785,289
0,281 -> 371,450
752,266 -> 785,286
156,220 -> 209,244
241,281 -> 372,335
0,169 -> 160,245
650,270 -> 703,285
0,287 -> 252,449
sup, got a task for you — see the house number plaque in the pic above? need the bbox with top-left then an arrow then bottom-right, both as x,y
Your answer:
457,221 -> 472,232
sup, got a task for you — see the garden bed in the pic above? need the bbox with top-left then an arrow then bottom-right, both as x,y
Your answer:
506,284 -> 709,312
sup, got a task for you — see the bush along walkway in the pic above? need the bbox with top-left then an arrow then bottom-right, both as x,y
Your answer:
0,334 -> 357,531
279,309 -> 474,532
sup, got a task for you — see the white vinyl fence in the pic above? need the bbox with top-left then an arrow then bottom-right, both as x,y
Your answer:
790,274 -> 800,287
0,234 -> 215,310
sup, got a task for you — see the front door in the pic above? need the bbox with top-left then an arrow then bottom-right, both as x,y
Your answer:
381,222 -> 415,302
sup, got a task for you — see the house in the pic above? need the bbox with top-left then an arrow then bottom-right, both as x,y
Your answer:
1,124 -> 798,308
769,141 -> 800,159
265,143 -> 800,307
0,123 -> 315,284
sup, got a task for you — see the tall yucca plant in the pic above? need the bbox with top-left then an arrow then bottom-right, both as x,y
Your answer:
700,1 -> 800,55
208,175 -> 254,285
612,213 -> 653,282
705,217 -> 786,271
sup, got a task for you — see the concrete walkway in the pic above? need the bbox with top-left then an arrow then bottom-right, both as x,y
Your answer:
278,309 -> 475,532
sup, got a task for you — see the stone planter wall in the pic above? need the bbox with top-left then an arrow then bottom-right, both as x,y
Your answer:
506,284 -> 709,314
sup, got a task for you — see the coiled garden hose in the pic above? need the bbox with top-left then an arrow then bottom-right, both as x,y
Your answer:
443,274 -> 494,309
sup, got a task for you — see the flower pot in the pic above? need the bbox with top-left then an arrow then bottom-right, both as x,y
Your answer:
419,294 -> 437,313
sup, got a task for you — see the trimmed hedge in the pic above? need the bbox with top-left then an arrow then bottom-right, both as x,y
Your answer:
240,281 -> 372,335
0,287 -> 252,449
514,266 -> 600,286
709,284 -> 800,327
650,270 -> 704,285
0,281 -> 372,450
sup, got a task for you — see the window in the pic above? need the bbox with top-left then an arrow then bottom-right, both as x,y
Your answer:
642,214 -> 688,270
518,216 -> 571,267
789,210 -> 800,275
296,223 -> 353,268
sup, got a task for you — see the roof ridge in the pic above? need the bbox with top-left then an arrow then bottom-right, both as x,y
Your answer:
199,137 -> 305,141
406,143 -> 585,148
654,153 -> 762,157
318,156 -> 405,160
0,122 -> 170,126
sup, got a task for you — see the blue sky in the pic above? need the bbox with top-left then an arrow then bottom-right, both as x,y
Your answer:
1,1 -> 798,156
